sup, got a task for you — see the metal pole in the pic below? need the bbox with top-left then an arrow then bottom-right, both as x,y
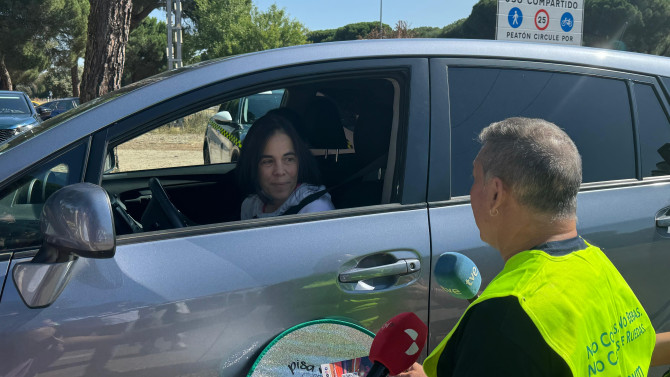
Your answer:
379,0 -> 383,38
166,0 -> 173,70
174,0 -> 182,68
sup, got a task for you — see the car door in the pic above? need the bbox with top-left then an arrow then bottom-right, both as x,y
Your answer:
426,58 -> 670,375
0,58 -> 431,377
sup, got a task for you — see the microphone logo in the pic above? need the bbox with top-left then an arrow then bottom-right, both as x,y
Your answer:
404,328 -> 420,355
465,266 -> 479,287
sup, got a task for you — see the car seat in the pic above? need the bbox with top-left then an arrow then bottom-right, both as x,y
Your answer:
302,97 -> 352,189
331,103 -> 393,208
302,97 -> 349,150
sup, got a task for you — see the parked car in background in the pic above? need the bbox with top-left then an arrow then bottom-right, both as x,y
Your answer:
0,90 -> 41,144
36,97 -> 80,121
0,39 -> 669,377
203,89 -> 285,163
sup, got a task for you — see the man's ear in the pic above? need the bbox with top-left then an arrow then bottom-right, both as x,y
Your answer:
488,176 -> 506,211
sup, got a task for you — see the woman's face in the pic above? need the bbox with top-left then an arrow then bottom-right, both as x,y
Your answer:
258,131 -> 299,208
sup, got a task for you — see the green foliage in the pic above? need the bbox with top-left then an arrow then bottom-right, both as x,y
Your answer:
654,35 -> 670,57
36,65 -> 80,98
123,17 -> 168,85
189,0 -> 307,61
412,26 -> 443,38
626,0 -> 670,55
6,41 -> 50,77
365,21 -> 417,39
50,0 -> 89,64
0,0 -> 64,88
191,0 -> 254,60
335,22 -> 392,40
308,22 -> 393,42
307,29 -> 336,43
583,0 -> 641,49
440,0 -> 496,39
242,4 -> 307,52
13,68 -> 44,97
7,0 -> 670,94
439,19 -> 466,38
581,0 -> 670,54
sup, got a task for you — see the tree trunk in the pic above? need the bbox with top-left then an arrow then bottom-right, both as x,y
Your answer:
0,55 -> 12,91
71,63 -> 81,98
80,0 -> 133,104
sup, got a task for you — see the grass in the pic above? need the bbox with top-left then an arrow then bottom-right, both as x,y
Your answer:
148,106 -> 217,135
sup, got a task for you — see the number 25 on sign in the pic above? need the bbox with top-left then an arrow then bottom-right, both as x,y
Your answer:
535,9 -> 549,30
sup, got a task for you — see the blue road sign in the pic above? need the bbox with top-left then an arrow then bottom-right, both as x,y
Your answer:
560,12 -> 574,32
508,7 -> 523,28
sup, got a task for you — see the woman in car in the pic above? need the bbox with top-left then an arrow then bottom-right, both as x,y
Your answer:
237,110 -> 335,219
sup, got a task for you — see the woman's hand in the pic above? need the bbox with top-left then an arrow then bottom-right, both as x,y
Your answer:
390,362 -> 428,377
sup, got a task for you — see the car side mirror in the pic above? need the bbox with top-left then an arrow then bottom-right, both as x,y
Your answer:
212,111 -> 233,124
13,183 -> 116,308
104,149 -> 118,173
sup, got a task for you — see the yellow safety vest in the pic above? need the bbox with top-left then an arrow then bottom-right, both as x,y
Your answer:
424,241 -> 655,377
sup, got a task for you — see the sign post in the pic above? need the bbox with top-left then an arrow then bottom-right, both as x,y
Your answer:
496,0 -> 584,46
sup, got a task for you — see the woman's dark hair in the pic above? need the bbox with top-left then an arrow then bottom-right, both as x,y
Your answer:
237,109 -> 320,200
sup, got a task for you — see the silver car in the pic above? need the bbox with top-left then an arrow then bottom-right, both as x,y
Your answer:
0,39 -> 669,376
0,90 -> 41,144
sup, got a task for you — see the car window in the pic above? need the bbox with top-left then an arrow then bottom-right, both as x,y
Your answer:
62,100 -> 76,110
220,98 -> 240,122
448,67 -> 635,197
0,142 -> 87,252
40,101 -> 56,110
634,83 -> 670,177
103,76 -> 400,235
113,105 -> 217,172
0,94 -> 30,115
242,90 -> 285,124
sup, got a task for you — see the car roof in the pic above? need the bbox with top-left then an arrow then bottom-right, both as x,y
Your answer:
2,39 -> 670,178
0,90 -> 29,96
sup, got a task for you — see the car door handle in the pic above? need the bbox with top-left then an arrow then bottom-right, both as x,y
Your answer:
338,259 -> 421,283
657,215 -> 670,228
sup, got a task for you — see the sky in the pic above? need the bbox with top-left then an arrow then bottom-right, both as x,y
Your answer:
152,0 -> 480,31
252,0 -> 479,30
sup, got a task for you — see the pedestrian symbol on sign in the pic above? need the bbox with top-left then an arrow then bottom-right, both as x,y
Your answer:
560,12 -> 574,32
508,7 -> 523,28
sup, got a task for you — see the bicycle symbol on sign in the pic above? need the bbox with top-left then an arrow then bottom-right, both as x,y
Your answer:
560,12 -> 574,32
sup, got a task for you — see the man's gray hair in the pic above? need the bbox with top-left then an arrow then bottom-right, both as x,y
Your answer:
477,117 -> 582,219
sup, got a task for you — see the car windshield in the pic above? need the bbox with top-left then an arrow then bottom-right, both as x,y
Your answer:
246,90 -> 284,123
0,95 -> 30,115
42,100 -> 76,111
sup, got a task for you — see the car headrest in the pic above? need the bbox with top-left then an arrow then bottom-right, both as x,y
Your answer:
303,97 -> 349,149
354,104 -> 392,167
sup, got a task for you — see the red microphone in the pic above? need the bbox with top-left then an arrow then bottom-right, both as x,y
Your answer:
367,312 -> 428,377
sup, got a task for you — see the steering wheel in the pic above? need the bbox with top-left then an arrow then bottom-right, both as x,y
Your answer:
109,193 -> 143,234
140,177 -> 194,231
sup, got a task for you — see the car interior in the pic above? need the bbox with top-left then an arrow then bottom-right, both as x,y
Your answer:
102,74 -> 404,236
